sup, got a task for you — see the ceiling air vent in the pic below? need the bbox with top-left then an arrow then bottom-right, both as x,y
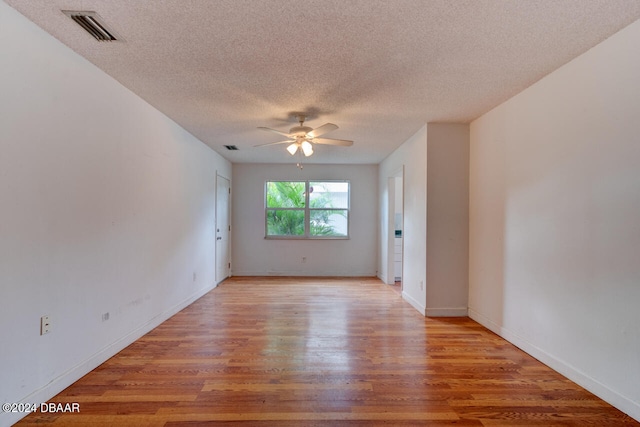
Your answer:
63,11 -> 118,41
224,145 -> 239,151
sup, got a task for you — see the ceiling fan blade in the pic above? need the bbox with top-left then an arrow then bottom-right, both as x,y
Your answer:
257,127 -> 293,138
307,123 -> 338,138
312,137 -> 353,147
254,140 -> 294,147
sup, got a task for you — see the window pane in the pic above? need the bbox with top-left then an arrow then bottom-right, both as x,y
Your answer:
309,182 -> 349,209
267,209 -> 305,236
266,181 -> 305,208
310,209 -> 348,237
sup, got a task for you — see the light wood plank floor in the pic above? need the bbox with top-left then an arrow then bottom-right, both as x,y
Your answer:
17,277 -> 638,426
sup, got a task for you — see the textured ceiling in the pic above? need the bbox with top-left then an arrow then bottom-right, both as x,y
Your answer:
5,0 -> 640,164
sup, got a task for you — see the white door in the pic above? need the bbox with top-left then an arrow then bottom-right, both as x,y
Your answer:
215,175 -> 230,283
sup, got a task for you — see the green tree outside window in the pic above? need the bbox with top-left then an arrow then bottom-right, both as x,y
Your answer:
266,181 -> 348,238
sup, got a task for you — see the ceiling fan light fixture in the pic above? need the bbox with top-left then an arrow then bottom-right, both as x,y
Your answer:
256,115 -> 352,158
301,140 -> 314,157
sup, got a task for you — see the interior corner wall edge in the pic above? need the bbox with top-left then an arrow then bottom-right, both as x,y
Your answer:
0,4 -> 231,426
469,18 -> 640,421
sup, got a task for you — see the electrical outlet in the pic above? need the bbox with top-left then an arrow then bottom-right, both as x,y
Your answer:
40,315 -> 51,335
193,272 -> 197,282
102,312 -> 110,322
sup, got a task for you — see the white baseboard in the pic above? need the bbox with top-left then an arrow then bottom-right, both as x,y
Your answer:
377,272 -> 394,285
5,283 -> 218,427
425,307 -> 468,317
402,291 -> 426,316
232,271 -> 377,277
468,308 -> 640,423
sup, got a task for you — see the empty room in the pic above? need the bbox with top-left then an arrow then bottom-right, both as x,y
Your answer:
1,1 -> 639,425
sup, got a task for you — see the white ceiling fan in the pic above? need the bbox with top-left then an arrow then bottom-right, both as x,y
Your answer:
255,115 -> 353,157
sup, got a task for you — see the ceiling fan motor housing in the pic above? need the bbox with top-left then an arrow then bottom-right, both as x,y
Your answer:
289,125 -> 313,137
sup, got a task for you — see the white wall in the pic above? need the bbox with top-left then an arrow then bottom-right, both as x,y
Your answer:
469,19 -> 640,421
0,4 -> 231,425
426,124 -> 469,316
232,163 -> 377,276
379,126 -> 427,313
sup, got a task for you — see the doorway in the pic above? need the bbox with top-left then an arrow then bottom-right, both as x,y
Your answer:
215,174 -> 230,283
387,167 -> 404,293
392,171 -> 403,293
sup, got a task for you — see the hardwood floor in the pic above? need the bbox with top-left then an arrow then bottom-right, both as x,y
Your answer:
16,277 -> 638,426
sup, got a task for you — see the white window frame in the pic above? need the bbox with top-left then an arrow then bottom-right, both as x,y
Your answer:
264,180 -> 350,240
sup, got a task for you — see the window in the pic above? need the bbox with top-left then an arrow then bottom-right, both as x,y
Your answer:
265,181 -> 349,239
